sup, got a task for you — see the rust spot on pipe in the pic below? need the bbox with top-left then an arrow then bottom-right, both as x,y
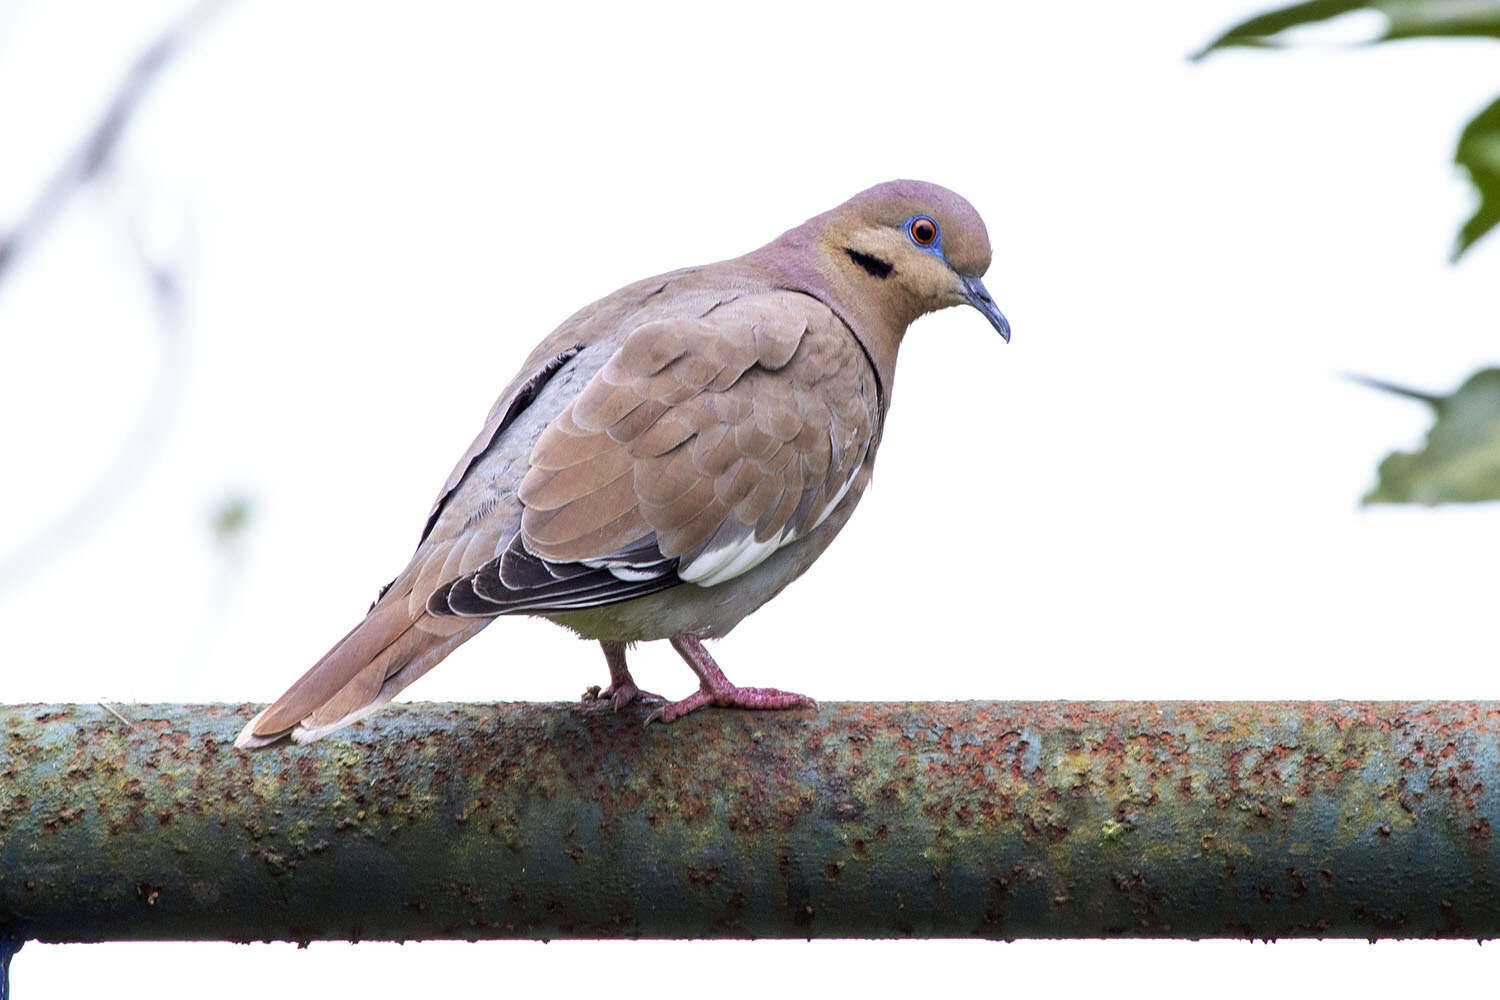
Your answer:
2,701 -> 1499,941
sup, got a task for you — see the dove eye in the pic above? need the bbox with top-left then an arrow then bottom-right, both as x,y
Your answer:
908,217 -> 938,247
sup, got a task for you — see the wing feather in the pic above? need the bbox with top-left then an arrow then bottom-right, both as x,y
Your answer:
515,293 -> 876,590
423,290 -> 878,620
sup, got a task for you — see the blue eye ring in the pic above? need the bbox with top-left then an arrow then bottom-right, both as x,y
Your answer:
907,215 -> 940,250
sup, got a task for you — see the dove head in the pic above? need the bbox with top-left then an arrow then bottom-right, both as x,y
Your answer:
755,180 -> 1009,400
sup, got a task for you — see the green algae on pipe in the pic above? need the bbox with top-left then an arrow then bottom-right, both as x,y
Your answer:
1,701 -> 1498,942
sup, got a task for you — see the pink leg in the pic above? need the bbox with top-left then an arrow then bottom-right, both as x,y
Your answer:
583,641 -> 663,711
646,633 -> 817,724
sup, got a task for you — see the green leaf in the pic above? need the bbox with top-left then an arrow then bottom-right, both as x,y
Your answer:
1198,1 -> 1500,255
1362,368 -> 1500,505
1454,95 -> 1500,258
1196,0 -> 1500,56
1193,0 -> 1366,57
1383,0 -> 1500,40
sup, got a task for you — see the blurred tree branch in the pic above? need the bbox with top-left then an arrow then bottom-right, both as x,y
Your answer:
0,0 -> 231,592
0,0 -> 228,291
1199,0 -> 1500,505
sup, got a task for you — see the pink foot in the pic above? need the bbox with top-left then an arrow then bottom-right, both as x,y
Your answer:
646,684 -> 816,724
645,633 -> 817,725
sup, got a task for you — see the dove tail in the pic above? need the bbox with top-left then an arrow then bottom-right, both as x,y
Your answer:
234,593 -> 485,750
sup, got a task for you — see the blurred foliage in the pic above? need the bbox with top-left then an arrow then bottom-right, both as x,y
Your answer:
1361,370 -> 1500,504
211,495 -> 253,543
1198,0 -> 1500,49
1201,0 -> 1500,505
1198,0 -> 1500,259
1455,95 -> 1500,257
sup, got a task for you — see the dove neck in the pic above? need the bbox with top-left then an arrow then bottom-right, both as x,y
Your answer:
745,237 -> 911,412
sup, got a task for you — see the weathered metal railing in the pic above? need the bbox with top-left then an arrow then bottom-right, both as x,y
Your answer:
2,700 -> 1498,963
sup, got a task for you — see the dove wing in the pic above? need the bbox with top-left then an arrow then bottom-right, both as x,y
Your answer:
426,291 -> 878,617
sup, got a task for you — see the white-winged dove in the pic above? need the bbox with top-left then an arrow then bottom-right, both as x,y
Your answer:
236,180 -> 1009,748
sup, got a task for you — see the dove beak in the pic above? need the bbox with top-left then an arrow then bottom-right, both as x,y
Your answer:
961,275 -> 1010,342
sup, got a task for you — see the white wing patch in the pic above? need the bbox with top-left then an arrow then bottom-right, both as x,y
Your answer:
680,473 -> 857,588
582,562 -> 663,582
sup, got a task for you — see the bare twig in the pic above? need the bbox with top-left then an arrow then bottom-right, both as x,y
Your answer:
1343,371 -> 1443,406
98,701 -> 134,729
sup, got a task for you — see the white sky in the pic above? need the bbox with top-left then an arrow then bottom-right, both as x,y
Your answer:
2,0 -> 1499,995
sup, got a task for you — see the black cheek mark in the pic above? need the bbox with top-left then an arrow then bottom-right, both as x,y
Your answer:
844,248 -> 893,279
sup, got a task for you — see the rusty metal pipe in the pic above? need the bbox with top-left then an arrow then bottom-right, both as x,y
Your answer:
1,701 -> 1498,943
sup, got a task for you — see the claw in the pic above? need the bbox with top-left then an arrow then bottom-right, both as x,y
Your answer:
588,680 -> 664,712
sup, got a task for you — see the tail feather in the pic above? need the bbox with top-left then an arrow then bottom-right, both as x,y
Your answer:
234,593 -> 484,750
287,627 -> 479,744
